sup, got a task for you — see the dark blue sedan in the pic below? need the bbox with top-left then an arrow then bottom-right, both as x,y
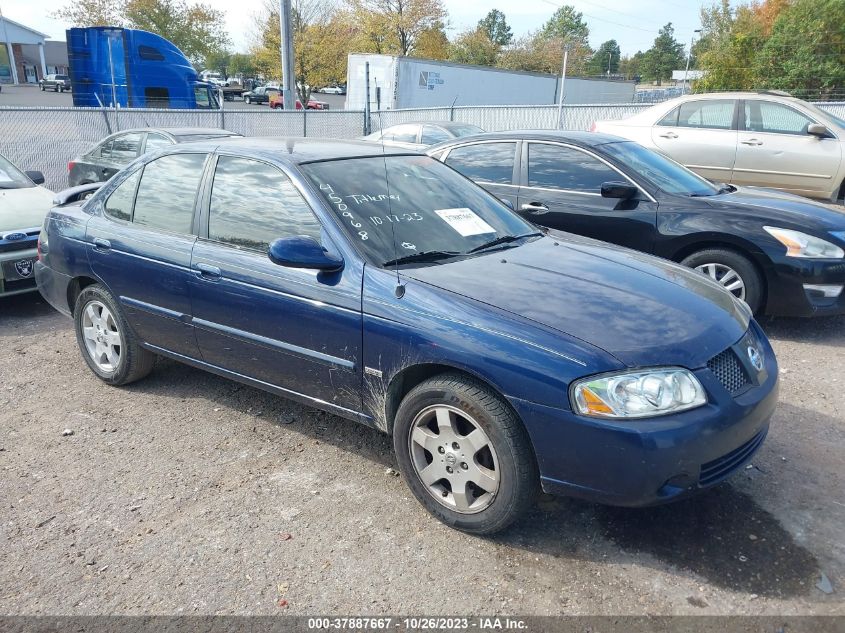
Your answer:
35,139 -> 779,534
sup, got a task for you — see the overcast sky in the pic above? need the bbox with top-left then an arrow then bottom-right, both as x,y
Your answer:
2,0 -> 730,57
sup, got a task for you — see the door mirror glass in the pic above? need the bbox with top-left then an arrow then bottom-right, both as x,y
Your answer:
807,123 -> 830,137
25,170 -> 45,185
268,236 -> 344,272
601,181 -> 639,200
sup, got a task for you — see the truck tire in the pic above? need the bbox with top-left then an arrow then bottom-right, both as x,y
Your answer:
393,372 -> 539,534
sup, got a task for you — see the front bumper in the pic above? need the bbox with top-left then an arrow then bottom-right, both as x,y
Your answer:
0,247 -> 38,297
508,329 -> 779,507
764,255 -> 845,317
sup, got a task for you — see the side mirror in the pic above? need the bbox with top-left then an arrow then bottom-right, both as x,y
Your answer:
26,170 -> 45,185
268,235 -> 344,272
500,198 -> 515,211
601,181 -> 639,200
807,123 -> 830,137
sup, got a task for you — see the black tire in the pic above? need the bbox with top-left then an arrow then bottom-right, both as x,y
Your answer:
681,247 -> 764,314
73,284 -> 155,386
244,96 -> 251,104
40,84 -> 44,91
393,372 -> 538,535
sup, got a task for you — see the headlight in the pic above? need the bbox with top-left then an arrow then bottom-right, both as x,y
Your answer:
571,368 -> 707,419
764,226 -> 845,259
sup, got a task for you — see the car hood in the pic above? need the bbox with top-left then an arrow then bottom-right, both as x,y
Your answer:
0,185 -> 55,232
403,233 -> 749,368
705,186 -> 845,229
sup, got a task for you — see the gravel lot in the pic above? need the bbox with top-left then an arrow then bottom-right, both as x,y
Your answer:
0,292 -> 843,615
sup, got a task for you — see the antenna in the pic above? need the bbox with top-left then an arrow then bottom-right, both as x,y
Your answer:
373,112 -> 403,298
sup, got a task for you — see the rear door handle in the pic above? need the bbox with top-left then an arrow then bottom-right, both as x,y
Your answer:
659,132 -> 679,139
520,202 -> 549,214
195,263 -> 222,279
93,237 -> 111,251
741,138 -> 763,146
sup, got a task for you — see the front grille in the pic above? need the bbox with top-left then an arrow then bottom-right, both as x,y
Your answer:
0,232 -> 39,254
700,429 -> 767,487
707,348 -> 750,394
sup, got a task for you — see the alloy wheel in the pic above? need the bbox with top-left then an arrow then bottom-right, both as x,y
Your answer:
81,300 -> 123,373
695,262 -> 746,301
408,405 -> 500,514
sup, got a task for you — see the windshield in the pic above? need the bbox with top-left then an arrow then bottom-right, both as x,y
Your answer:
602,141 -> 720,197
0,154 -> 34,189
448,124 -> 484,138
302,155 -> 537,268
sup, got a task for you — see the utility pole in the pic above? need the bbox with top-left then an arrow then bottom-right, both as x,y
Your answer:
556,44 -> 569,130
279,0 -> 295,110
607,51 -> 612,76
683,29 -> 702,94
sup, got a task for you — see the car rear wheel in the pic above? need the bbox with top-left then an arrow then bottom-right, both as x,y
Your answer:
73,284 -> 155,385
244,96 -> 251,104
681,248 -> 764,314
393,373 -> 538,534
40,84 -> 44,91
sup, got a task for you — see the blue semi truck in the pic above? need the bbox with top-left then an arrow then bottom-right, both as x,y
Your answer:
66,27 -> 219,109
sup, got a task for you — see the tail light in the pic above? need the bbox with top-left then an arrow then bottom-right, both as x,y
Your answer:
68,161 -> 75,172
37,227 -> 48,262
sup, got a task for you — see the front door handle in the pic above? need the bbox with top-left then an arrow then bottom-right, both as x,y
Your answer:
520,202 -> 549,215
741,138 -> 763,146
659,131 -> 679,139
195,262 -> 222,279
93,237 -> 111,251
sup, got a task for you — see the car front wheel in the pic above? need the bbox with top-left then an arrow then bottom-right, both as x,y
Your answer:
393,373 -> 538,534
681,248 -> 764,314
73,284 -> 155,385
244,96 -> 251,104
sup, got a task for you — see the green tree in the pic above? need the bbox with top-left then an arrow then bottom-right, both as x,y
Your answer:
586,39 -> 621,76
477,9 -> 512,46
204,49 -> 231,76
754,0 -> 845,99
52,0 -> 125,26
449,28 -> 499,67
618,51 -> 644,80
414,21 -> 450,60
347,0 -> 448,56
697,1 -> 764,91
497,33 -> 591,76
640,22 -> 685,85
227,53 -> 257,78
539,5 -> 590,49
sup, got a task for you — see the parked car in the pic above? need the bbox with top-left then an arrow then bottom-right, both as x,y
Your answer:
36,138 -> 778,534
39,74 -> 71,92
68,127 -> 241,186
243,86 -> 280,105
0,153 -> 54,297
318,85 -> 345,95
593,91 -> 845,202
268,92 -> 328,110
362,122 -> 485,150
428,131 -> 845,317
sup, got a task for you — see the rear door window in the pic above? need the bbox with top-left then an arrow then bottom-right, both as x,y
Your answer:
676,100 -> 736,130
109,133 -> 143,163
527,143 -> 618,192
208,156 -> 322,251
144,133 -> 173,152
444,142 -> 516,185
104,170 -> 141,221
132,153 -> 206,233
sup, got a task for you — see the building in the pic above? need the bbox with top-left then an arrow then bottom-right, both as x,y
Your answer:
0,16 -> 68,84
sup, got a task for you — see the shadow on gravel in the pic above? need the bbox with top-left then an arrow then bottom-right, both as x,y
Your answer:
500,485 -> 819,599
0,293 -> 56,323
760,314 -> 845,347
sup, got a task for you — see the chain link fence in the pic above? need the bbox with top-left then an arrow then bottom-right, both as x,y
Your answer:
3,102 -> 845,191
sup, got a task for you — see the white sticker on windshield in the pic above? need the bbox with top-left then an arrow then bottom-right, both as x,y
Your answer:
434,208 -> 495,237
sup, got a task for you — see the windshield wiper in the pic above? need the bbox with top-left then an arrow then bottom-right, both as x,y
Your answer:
467,232 -> 542,254
382,250 -> 461,268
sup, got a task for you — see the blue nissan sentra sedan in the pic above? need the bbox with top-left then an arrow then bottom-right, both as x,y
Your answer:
35,139 -> 778,534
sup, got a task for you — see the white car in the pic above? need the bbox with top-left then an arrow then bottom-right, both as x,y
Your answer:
318,85 -> 344,94
0,154 -> 54,297
361,121 -> 485,151
593,91 -> 845,202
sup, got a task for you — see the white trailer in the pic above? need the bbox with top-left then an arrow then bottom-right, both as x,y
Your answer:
345,54 -> 635,110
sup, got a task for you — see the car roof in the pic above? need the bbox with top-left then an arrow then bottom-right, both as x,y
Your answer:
428,130 -> 627,149
109,127 -> 240,138
168,137 -> 421,164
